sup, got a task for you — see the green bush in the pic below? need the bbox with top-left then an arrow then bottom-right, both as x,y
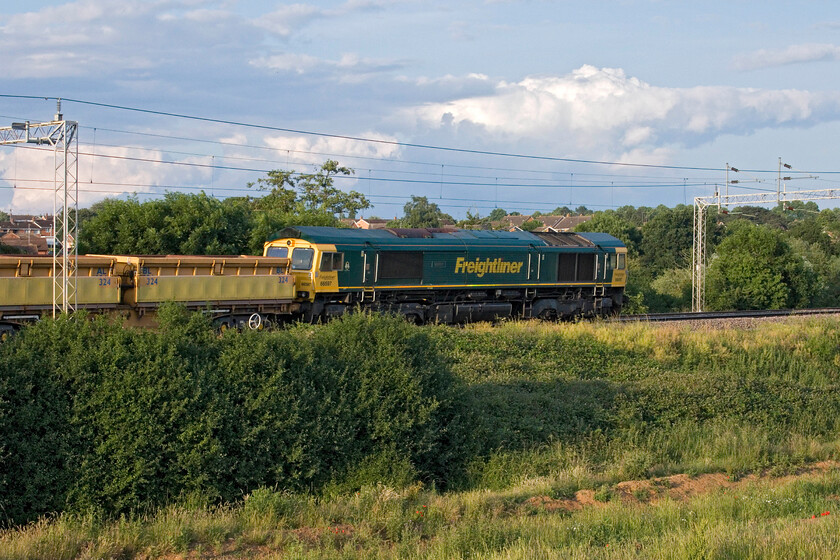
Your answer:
5,315 -> 840,529
0,310 -> 459,525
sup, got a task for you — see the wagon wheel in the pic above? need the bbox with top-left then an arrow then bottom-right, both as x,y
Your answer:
247,313 -> 263,330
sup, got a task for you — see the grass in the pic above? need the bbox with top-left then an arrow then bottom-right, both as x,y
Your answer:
4,468 -> 840,559
439,317 -> 840,490
5,316 -> 840,558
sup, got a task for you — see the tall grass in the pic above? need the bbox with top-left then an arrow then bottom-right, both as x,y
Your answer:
4,314 -> 840,557
437,318 -> 840,489
4,469 -> 840,559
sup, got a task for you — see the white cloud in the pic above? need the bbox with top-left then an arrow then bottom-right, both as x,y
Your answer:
252,0 -> 390,38
0,0 -> 254,78
733,43 -> 840,71
250,53 -> 324,74
250,52 -> 408,79
252,3 -> 322,37
262,132 -> 401,169
402,65 -> 840,161
0,0 -> 405,85
0,143 -> 210,213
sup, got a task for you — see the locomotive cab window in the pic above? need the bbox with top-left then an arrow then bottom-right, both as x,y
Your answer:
617,253 -> 626,270
266,247 -> 288,258
319,252 -> 344,272
291,248 -> 315,270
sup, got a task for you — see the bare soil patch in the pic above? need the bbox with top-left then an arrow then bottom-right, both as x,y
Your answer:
526,460 -> 840,512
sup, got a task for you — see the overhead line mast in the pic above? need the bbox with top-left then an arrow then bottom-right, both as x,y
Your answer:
692,160 -> 836,312
0,100 -> 79,316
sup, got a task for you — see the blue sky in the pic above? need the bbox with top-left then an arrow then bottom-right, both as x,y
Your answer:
3,1 -> 840,218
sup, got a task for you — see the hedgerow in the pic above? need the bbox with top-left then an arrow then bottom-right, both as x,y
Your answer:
0,309 -> 459,525
3,315 -> 840,528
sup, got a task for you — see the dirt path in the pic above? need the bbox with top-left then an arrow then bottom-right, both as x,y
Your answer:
527,460 -> 840,512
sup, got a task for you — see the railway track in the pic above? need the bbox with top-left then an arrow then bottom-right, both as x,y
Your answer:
618,307 -> 840,323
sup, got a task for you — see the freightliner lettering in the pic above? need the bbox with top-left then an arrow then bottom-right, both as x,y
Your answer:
454,257 -> 524,278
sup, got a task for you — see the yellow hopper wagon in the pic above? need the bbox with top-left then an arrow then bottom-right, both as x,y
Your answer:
0,254 -> 297,334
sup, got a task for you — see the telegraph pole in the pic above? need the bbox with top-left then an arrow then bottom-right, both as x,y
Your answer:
0,101 -> 79,316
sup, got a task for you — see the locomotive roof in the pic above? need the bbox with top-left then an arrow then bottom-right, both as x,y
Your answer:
270,226 -> 625,250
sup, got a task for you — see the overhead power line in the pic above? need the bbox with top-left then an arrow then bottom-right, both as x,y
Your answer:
0,94 -> 727,172
4,144 -> 726,190
0,180 -> 622,211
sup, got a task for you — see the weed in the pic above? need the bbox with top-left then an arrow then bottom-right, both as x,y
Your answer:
594,485 -> 614,503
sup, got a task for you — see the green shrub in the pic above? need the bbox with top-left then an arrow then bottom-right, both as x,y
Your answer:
0,310 -> 460,525
5,314 -> 840,530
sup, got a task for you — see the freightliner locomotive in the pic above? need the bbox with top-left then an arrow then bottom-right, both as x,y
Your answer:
0,226 -> 626,334
264,226 -> 627,323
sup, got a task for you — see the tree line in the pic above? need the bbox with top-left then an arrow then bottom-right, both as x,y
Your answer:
574,201 -> 840,312
6,160 -> 840,313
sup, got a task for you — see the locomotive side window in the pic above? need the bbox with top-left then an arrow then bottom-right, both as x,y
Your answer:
291,248 -> 315,270
319,252 -> 344,272
266,247 -> 289,258
379,251 -> 423,279
576,254 -> 596,281
558,253 -> 576,282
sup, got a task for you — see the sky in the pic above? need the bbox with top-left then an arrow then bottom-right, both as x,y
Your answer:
3,0 -> 840,219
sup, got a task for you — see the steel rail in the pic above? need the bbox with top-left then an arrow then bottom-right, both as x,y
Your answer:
618,308 -> 840,323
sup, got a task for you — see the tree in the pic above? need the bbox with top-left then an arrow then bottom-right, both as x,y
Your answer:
246,160 -> 370,252
457,210 -> 490,230
77,161 -> 366,256
817,208 -> 840,247
727,206 -> 788,230
649,267 -> 693,310
615,205 -> 654,227
0,243 -> 26,255
0,210 -> 8,222
297,160 -> 370,219
706,221 -> 816,310
787,216 -> 833,255
787,237 -> 840,307
78,193 -> 252,255
574,210 -> 641,257
638,205 -> 694,274
519,218 -> 543,231
249,160 -> 370,219
774,200 -> 820,223
488,208 -> 507,222
395,196 -> 453,228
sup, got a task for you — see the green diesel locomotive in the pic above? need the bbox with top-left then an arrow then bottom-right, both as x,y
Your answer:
264,226 -> 627,323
